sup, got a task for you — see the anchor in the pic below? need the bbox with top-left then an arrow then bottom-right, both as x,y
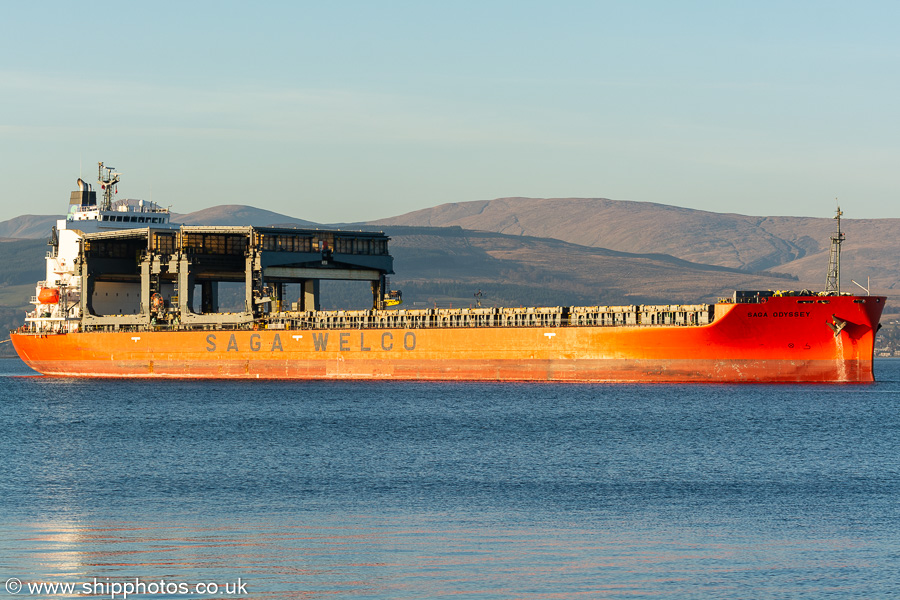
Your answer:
826,315 -> 849,337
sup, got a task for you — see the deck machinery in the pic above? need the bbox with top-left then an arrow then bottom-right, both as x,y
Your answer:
76,226 -> 394,331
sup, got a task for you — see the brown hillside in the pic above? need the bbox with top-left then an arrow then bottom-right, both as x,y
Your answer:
3,200 -> 895,314
371,197 -> 900,308
0,215 -> 58,239
175,205 -> 317,227
382,226 -> 809,308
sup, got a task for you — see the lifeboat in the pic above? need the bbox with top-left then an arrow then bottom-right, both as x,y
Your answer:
38,287 -> 60,304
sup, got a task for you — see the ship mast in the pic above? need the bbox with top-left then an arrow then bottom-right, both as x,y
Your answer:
97,162 -> 120,211
824,205 -> 844,294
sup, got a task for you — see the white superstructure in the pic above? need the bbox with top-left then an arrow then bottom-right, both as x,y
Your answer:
24,162 -> 174,333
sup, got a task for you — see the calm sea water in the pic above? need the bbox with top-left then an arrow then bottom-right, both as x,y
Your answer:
1,358 -> 899,599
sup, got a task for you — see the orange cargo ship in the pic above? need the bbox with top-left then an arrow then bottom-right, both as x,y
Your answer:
10,295 -> 886,382
9,165 -> 887,382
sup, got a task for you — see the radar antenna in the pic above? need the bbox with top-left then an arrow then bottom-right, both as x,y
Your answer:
97,161 -> 121,211
824,204 -> 844,294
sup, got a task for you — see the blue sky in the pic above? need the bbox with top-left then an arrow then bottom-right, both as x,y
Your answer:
2,1 -> 899,223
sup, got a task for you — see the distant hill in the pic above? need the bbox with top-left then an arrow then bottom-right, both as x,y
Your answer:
1,199 -> 895,317
175,205 -> 318,228
0,215 -> 57,239
379,226 -> 803,309
0,239 -> 47,286
0,239 -> 49,355
371,197 -> 900,307
0,206 -> 319,239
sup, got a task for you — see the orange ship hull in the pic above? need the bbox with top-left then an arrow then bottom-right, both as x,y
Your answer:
11,295 -> 886,382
